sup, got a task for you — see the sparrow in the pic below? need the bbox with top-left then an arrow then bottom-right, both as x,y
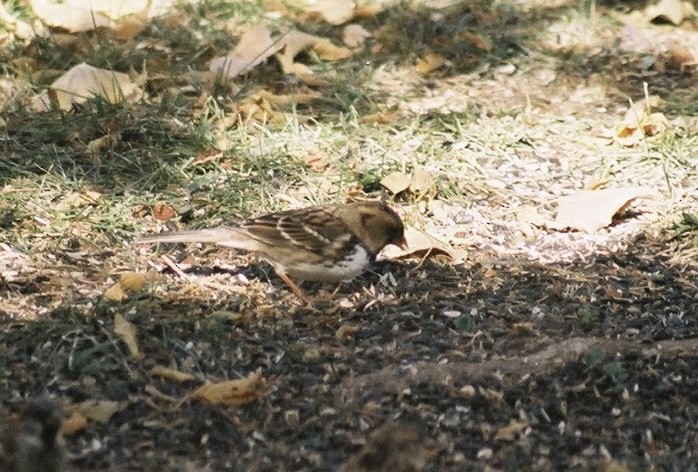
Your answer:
136,201 -> 407,300
0,397 -> 65,472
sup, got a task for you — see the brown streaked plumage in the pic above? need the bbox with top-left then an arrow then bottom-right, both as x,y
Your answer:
136,201 -> 407,300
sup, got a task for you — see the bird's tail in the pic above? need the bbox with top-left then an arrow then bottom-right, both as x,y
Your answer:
135,227 -> 254,249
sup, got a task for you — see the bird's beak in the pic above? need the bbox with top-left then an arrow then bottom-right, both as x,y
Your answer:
393,234 -> 408,250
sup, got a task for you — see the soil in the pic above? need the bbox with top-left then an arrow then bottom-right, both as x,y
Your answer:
1,1 -> 698,471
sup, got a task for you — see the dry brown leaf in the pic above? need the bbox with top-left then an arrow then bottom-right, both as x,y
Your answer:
456,30 -> 493,52
103,282 -> 126,301
119,272 -> 146,291
494,420 -> 528,441
256,89 -> 321,105
380,171 -> 411,195
416,53 -> 446,74
149,365 -> 196,383
60,410 -> 88,436
75,399 -> 120,424
359,110 -> 401,125
87,132 -> 121,157
312,38 -> 353,61
29,0 -> 111,32
310,0 -> 355,25
210,25 -> 284,79
111,14 -> 148,41
152,202 -> 177,221
189,371 -> 266,407
381,227 -> 465,263
553,187 -> 657,233
668,46 -> 696,68
342,23 -> 371,48
409,167 -> 434,194
336,324 -> 360,340
49,63 -> 143,110
114,313 -> 143,360
277,30 -> 320,70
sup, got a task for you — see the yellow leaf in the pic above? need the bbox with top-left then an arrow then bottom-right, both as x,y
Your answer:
103,282 -> 126,301
114,313 -> 143,360
75,399 -> 120,424
416,53 -> 446,74
553,187 -> 658,233
119,272 -> 146,292
149,365 -> 196,383
189,371 -> 266,407
312,38 -> 353,61
60,411 -> 88,436
380,171 -> 411,195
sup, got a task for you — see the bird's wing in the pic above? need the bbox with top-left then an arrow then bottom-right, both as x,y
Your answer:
240,206 -> 356,255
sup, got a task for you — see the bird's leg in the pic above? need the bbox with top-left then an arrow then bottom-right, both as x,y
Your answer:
278,273 -> 311,303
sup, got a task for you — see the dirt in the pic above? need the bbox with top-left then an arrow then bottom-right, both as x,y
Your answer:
2,1 -> 698,471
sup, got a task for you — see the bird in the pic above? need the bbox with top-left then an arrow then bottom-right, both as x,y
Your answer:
0,397 -> 65,472
136,201 -> 408,301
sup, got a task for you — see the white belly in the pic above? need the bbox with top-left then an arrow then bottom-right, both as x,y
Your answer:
284,245 -> 371,282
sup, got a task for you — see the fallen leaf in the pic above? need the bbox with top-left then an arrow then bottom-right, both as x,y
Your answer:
49,63 -> 143,110
668,46 -> 696,69
553,187 -> 657,233
114,313 -> 143,360
189,371 -> 266,407
409,167 -> 434,194
110,14 -> 147,41
210,25 -> 284,79
416,53 -> 446,74
494,420 -> 528,441
60,411 -> 88,436
456,30 -> 493,52
87,132 -> 121,157
277,30 -> 320,71
256,89 -> 321,106
152,202 -> 177,221
342,23 -> 371,48
103,282 -> 126,301
359,110 -> 401,125
310,0 -> 355,25
149,365 -> 196,383
381,227 -> 465,263
29,0 -> 111,32
75,399 -> 120,424
336,324 -> 360,340
380,171 -> 411,195
312,38 -> 353,61
119,272 -> 146,291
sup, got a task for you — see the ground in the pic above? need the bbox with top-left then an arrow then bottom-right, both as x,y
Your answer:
1,0 -> 697,471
